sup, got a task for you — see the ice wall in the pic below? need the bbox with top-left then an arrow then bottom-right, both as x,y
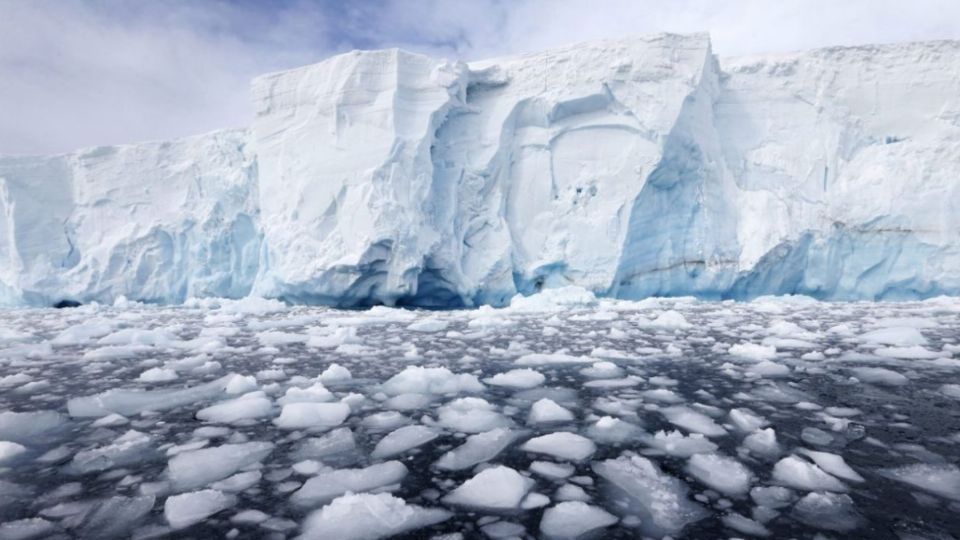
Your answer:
0,130 -> 260,306
1,34 -> 957,306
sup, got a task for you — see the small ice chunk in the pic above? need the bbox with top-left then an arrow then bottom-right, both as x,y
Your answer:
167,442 -> 274,491
515,353 -> 592,366
593,454 -> 708,538
291,461 -> 408,507
407,318 -> 449,332
539,501 -> 618,538
530,461 -> 575,480
580,361 -> 624,379
273,402 -> 350,430
437,397 -> 511,433
196,392 -> 272,424
361,411 -> 410,432
484,369 -> 545,389
69,430 -> 153,473
729,343 -> 777,361
277,383 -> 333,405
859,327 -> 927,346
850,367 -> 908,386
0,518 -> 56,539
722,512 -> 770,537
371,425 -> 439,459
521,432 -> 596,461
528,398 -> 575,424
645,430 -> 718,457
728,408 -> 768,433
660,406 -> 727,437
797,449 -> 864,483
0,410 -> 65,443
791,492 -> 862,532
442,466 -> 534,511
68,374 -> 238,417
225,374 -> 258,395
743,428 -> 781,458
878,463 -> 960,501
319,363 -> 352,383
138,367 -> 178,383
210,471 -> 262,492
939,384 -> 960,400
0,441 -> 26,464
648,310 -> 691,328
382,366 -> 484,395
293,428 -> 356,461
300,493 -> 451,540
686,453 -> 753,496
772,455 -> 847,492
555,483 -> 590,502
747,361 -> 790,378
164,489 -> 237,529
434,428 -> 522,471
585,416 -> 644,444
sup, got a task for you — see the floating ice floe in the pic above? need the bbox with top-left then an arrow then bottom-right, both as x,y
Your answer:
291,461 -> 408,507
371,425 -> 439,458
299,493 -> 451,540
381,366 -> 484,395
434,428 -> 523,471
436,397 -> 511,433
195,391 -> 273,424
527,398 -> 575,424
442,465 -> 534,511
878,463 -> 960,501
593,453 -> 708,538
772,455 -> 847,492
164,489 -> 237,529
539,501 -> 618,539
484,368 -> 545,389
167,441 -> 274,491
274,402 -> 351,430
686,453 -> 754,496
659,406 -> 728,437
521,432 -> 596,461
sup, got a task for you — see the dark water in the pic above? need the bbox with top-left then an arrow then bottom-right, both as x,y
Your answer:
0,296 -> 959,539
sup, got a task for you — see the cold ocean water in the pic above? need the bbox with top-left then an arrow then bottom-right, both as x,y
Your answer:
0,290 -> 959,539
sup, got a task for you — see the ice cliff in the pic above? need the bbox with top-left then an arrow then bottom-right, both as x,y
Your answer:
2,33 -> 958,307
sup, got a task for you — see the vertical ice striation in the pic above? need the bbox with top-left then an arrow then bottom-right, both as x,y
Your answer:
0,34 -> 958,306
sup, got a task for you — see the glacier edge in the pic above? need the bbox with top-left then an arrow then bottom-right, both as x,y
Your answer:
1,34 -> 958,307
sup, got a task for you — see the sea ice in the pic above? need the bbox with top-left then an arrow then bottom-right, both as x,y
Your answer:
299,493 -> 451,540
436,397 -> 511,433
164,489 -> 237,529
381,366 -> 484,395
273,402 -> 350,430
772,455 -> 847,492
434,428 -> 522,471
521,432 -> 596,461
291,461 -> 409,507
660,406 -> 727,437
195,392 -> 273,424
484,369 -> 545,389
686,453 -> 754,496
527,398 -> 575,424
370,425 -> 439,458
442,465 -> 534,511
539,501 -> 618,539
167,441 -> 274,491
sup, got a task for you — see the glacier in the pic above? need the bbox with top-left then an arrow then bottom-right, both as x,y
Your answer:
1,33 -> 958,307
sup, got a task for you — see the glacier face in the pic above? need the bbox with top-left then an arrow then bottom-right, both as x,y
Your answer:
1,34 -> 958,307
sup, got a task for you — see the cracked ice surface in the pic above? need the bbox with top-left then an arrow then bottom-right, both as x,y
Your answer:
0,290 -> 959,538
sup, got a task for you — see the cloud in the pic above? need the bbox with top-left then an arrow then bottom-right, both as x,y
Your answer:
2,0 -> 958,155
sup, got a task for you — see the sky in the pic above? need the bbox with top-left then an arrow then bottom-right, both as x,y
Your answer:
2,0 -> 959,156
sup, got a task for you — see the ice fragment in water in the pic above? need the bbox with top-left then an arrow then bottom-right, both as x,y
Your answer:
299,493 -> 451,540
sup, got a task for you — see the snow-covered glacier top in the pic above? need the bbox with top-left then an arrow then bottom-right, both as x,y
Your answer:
1,34 -> 958,307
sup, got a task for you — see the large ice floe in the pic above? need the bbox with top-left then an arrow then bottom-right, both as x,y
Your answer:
0,292 -> 959,537
2,34 -> 960,307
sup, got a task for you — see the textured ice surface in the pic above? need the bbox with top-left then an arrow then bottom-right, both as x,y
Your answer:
0,295 -> 958,538
3,35 -> 959,307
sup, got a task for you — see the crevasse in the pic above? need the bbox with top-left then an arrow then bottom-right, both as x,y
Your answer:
1,33 -> 958,307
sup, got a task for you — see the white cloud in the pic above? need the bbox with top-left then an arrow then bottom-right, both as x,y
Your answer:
1,0 -> 958,155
